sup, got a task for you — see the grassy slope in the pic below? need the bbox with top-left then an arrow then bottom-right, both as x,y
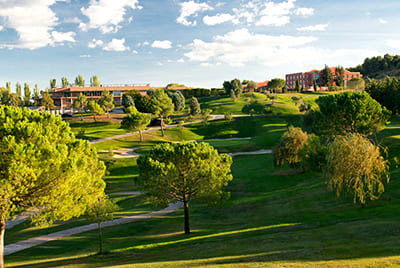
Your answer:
6,115 -> 400,267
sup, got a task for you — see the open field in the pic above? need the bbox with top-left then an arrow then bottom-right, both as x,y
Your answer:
5,110 -> 400,267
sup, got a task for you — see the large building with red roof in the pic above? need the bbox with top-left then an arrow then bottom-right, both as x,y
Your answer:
285,67 -> 362,91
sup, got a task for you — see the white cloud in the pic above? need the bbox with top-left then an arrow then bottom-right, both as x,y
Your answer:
88,38 -> 104,48
297,24 -> 328,31
64,17 -> 82,24
0,26 -> 3,31
103,38 -> 130,51
379,18 -> 388,24
132,50 -> 138,54
80,0 -> 142,34
177,1 -> 213,26
152,40 -> 172,49
0,0 -> 76,49
295,7 -> 314,17
203,13 -> 235,25
177,58 -> 185,63
157,62 -> 163,66
80,54 -> 91,58
51,31 -> 76,43
387,39 -> 400,49
184,28 -> 376,68
216,2 -> 225,7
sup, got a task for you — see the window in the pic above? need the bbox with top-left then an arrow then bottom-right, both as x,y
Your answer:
113,91 -> 121,97
63,92 -> 71,97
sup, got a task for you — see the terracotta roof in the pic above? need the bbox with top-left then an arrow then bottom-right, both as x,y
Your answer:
257,80 -> 270,87
52,86 -> 151,92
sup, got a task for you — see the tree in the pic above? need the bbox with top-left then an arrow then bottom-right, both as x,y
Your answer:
50,79 -> 56,89
121,112 -> 151,142
87,100 -> 104,121
313,79 -> 318,91
150,89 -> 174,137
312,91 -> 391,136
231,78 -> 243,97
5,82 -> 11,92
15,82 -> 21,101
98,89 -> 115,118
190,96 -> 201,116
122,94 -> 135,109
201,108 -> 212,126
75,74 -> 85,87
168,91 -> 185,112
137,142 -> 232,234
90,75 -> 100,87
335,66 -> 345,88
267,78 -> 286,93
273,126 -> 309,168
123,90 -> 152,113
347,77 -> 365,91
246,81 -> 257,92
223,80 -> 232,95
23,82 -> 31,106
325,133 -> 389,207
295,80 -> 301,92
61,77 -> 68,88
0,106 -> 106,267
33,84 -> 40,106
85,196 -> 117,254
321,64 -> 333,87
40,90 -> 55,111
73,93 -> 88,120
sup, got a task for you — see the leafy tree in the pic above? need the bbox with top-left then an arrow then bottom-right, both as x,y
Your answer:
151,89 -> 174,137
40,90 -> 55,111
167,82 -> 185,88
223,80 -> 232,95
50,79 -> 56,89
122,94 -> 135,109
299,134 -> 327,171
313,91 -> 390,136
0,106 -> 106,266
325,133 -> 389,207
73,93 -> 88,120
125,106 -> 138,114
190,96 -> 201,116
61,77 -> 68,88
75,74 -> 85,87
268,78 -> 286,93
347,77 -> 365,91
5,82 -> 11,92
123,90 -> 152,113
137,142 -> 232,234
90,75 -> 100,87
201,108 -> 212,126
321,64 -> 333,87
246,81 -> 257,92
121,112 -> 151,142
224,112 -> 233,123
230,90 -> 237,101
85,196 -> 117,254
335,66 -> 345,88
295,80 -> 301,92
273,126 -> 309,168
33,84 -> 40,106
15,82 -> 21,100
23,82 -> 31,106
242,100 -> 265,115
168,91 -> 185,111
231,78 -> 243,97
87,100 -> 104,121
98,89 -> 115,118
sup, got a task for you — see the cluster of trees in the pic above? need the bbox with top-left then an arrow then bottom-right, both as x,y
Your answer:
51,74 -> 100,88
365,77 -> 400,114
0,82 -> 41,107
348,54 -> 400,78
319,64 -> 345,90
72,89 -> 115,121
274,91 -> 391,207
180,88 -> 223,98
223,79 -> 243,100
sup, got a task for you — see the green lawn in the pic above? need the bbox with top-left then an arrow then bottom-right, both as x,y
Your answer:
6,114 -> 400,268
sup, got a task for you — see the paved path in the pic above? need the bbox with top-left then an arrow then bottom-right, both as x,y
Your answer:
229,149 -> 272,156
4,202 -> 182,256
5,208 -> 38,230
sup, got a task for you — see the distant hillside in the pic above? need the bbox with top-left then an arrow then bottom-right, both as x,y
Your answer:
347,53 -> 400,79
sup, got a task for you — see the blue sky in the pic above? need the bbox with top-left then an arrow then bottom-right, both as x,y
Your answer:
0,0 -> 400,90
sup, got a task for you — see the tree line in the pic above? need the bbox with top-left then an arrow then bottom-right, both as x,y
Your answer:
348,53 -> 400,78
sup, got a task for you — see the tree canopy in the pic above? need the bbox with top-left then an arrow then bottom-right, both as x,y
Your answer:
312,91 -> 390,136
190,96 -> 201,115
98,89 -> 115,117
121,112 -> 151,142
168,91 -> 185,112
0,105 -> 106,266
137,142 -> 232,234
73,93 -> 88,120
150,89 -> 174,136
268,78 -> 286,92
87,100 -> 104,121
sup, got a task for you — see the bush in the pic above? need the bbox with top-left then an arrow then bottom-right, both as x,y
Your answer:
299,135 -> 327,171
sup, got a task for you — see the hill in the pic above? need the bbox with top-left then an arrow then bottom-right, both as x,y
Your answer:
347,53 -> 400,79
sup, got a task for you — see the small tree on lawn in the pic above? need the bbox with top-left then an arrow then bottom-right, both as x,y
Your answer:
138,142 -> 233,234
87,100 -> 104,121
201,108 -> 212,126
190,96 -> 201,116
72,93 -> 88,120
86,196 -> 117,255
150,89 -> 174,137
40,90 -> 55,111
121,112 -> 151,142
98,89 -> 115,118
325,133 -> 389,207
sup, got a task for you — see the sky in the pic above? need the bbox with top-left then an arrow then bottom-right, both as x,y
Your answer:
1,0 -> 400,90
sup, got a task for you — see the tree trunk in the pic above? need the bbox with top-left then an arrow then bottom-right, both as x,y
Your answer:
0,218 -> 5,268
183,198 -> 190,234
160,115 -> 165,137
139,130 -> 143,142
98,222 -> 103,255
93,114 -> 96,122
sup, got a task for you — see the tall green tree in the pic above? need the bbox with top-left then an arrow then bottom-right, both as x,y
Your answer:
121,112 -> 151,142
61,77 -> 69,88
150,89 -> 174,136
321,64 -> 333,87
75,75 -> 85,87
5,82 -> 11,93
335,66 -> 345,88
86,100 -> 104,121
268,78 -> 286,93
23,82 -> 31,106
50,79 -> 56,89
40,91 -> 55,111
98,89 -> 115,118
246,81 -> 257,92
223,80 -> 232,95
0,106 -> 106,267
190,96 -> 201,116
312,91 -> 391,136
231,78 -> 243,97
168,91 -> 185,111
15,82 -> 21,101
138,142 -> 233,234
73,93 -> 88,120
326,133 -> 389,207
90,75 -> 100,87
33,84 -> 40,106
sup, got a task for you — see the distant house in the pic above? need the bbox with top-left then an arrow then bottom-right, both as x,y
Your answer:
256,80 -> 270,92
285,67 -> 362,91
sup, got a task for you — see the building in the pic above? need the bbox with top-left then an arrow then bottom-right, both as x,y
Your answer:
285,67 -> 362,91
256,80 -> 270,92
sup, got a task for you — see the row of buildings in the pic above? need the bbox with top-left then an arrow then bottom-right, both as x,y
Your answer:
49,66 -> 363,112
